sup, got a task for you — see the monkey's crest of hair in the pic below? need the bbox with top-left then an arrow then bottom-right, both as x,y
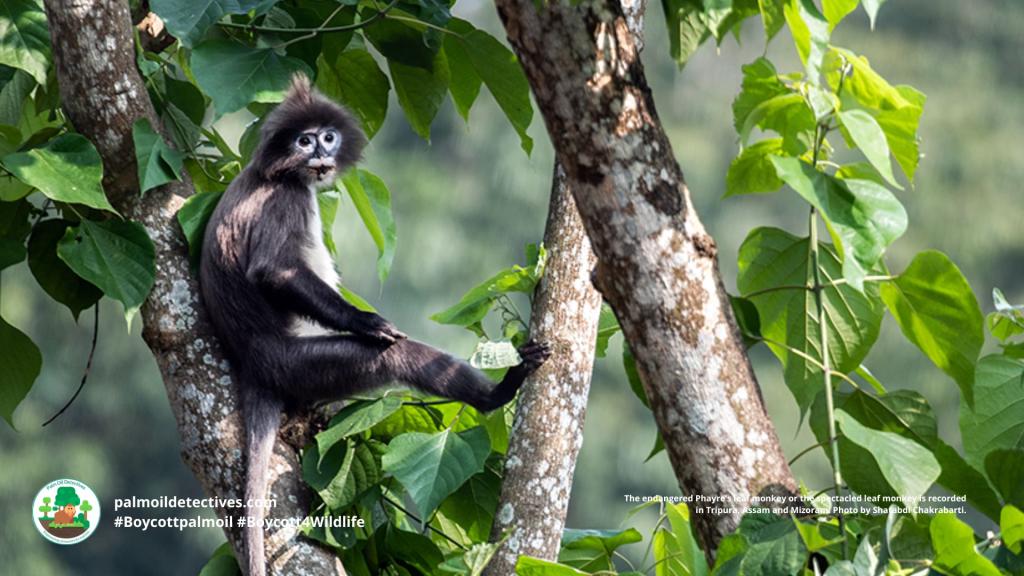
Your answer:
251,73 -> 367,180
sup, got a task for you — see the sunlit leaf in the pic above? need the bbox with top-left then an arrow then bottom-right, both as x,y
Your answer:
191,39 -> 312,116
2,133 -> 115,214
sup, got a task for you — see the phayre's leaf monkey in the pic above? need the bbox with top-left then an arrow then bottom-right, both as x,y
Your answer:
200,75 -> 550,576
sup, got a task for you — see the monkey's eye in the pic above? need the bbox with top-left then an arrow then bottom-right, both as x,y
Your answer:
296,135 -> 314,150
319,129 -> 340,151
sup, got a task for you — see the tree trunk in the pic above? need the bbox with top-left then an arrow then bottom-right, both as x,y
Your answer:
42,2 -> 344,573
493,0 -> 798,556
485,166 -> 603,574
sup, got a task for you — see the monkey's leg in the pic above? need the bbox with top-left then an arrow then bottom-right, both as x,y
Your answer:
275,336 -> 549,411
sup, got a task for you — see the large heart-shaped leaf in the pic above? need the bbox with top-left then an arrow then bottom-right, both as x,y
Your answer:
2,133 -> 114,213
738,513 -> 808,576
150,0 -> 263,48
302,438 -> 386,511
191,40 -> 312,116
382,427 -> 490,517
0,0 -> 50,84
0,314 -> 40,428
57,219 -> 156,323
985,449 -> 1024,509
881,251 -> 983,404
316,49 -> 390,139
389,52 -> 449,141
437,466 -> 500,543
738,227 -> 884,413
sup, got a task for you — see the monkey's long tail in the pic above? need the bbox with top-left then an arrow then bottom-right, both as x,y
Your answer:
243,389 -> 282,576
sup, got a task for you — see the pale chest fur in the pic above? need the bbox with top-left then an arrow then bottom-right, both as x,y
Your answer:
290,189 -> 340,337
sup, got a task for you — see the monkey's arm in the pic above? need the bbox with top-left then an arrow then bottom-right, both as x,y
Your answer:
246,256 -> 405,343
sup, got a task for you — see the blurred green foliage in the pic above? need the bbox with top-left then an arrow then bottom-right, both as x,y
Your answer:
1,0 -> 1022,573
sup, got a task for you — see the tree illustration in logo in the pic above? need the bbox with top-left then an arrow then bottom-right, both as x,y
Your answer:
39,486 -> 87,536
37,496 -> 55,520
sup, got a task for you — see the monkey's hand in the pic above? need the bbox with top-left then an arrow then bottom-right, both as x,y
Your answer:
517,340 -> 552,373
349,311 -> 407,344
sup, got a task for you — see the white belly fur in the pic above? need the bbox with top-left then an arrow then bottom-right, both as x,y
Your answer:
290,189 -> 341,337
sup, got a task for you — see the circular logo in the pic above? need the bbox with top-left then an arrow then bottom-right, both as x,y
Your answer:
32,478 -> 100,545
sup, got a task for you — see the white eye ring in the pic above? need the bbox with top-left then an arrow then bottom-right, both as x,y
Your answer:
296,134 -> 315,150
319,130 -> 340,151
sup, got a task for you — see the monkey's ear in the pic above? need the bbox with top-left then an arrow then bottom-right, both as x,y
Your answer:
285,73 -> 314,105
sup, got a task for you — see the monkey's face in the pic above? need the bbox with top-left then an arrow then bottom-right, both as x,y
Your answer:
294,127 -> 342,188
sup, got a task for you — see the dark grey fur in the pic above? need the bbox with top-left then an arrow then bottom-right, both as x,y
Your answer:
199,76 -> 549,576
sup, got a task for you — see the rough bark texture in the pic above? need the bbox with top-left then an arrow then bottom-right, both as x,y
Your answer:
484,166 -> 602,575
42,2 -> 344,573
493,0 -> 798,555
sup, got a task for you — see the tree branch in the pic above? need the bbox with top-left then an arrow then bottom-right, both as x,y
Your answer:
41,1 -> 343,573
493,0 -> 797,559
485,165 -> 603,574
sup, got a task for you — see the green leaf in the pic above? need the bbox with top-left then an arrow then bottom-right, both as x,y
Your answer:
880,251 -> 983,403
1003,505 -> 1024,555
457,26 -> 533,154
515,557 -> 589,576
987,288 -> 1024,342
661,0 -> 710,67
0,236 -> 22,269
784,0 -> 829,84
27,219 -> 102,320
985,449 -> 1024,509
443,20 -> 482,122
837,109 -> 901,189
303,438 -> 386,511
757,0 -> 786,42
338,283 -> 376,313
371,404 -> 445,439
340,168 -> 396,284
316,50 -> 390,140
389,52 -> 449,141
737,227 -> 883,413
0,66 -> 35,126
650,503 -> 708,576
929,513 -> 1002,576
363,14 -> 438,70
431,245 -> 546,329
561,527 -> 643,572
861,0 -> 887,29
439,541 -> 502,576
382,427 -> 490,517
57,219 -> 156,324
959,356 -> 1024,472
0,314 -> 40,428
315,396 -> 404,459
0,0 -> 49,84
2,133 -> 115,214
176,190 -> 223,268
770,156 -> 906,291
594,302 -> 620,358
438,466 -> 500,543
825,49 -> 925,182
725,138 -> 784,197
150,0 -> 262,48
738,513 -> 808,576
133,118 -> 185,195
732,58 -> 814,154
822,0 -> 859,29
191,40 -> 312,116
835,410 -> 941,507
710,533 -> 747,576
622,343 -> 649,408
933,440 -> 1003,522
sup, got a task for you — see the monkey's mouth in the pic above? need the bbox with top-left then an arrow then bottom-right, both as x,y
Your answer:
307,158 -> 337,181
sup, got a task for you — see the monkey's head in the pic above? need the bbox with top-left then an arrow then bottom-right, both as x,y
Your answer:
251,74 -> 366,188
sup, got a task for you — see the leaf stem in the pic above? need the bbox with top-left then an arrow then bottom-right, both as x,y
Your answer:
810,122 -> 848,560
216,0 -> 401,39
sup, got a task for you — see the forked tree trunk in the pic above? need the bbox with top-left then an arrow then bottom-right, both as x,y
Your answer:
493,0 -> 798,556
484,166 -> 603,574
42,2 -> 344,573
